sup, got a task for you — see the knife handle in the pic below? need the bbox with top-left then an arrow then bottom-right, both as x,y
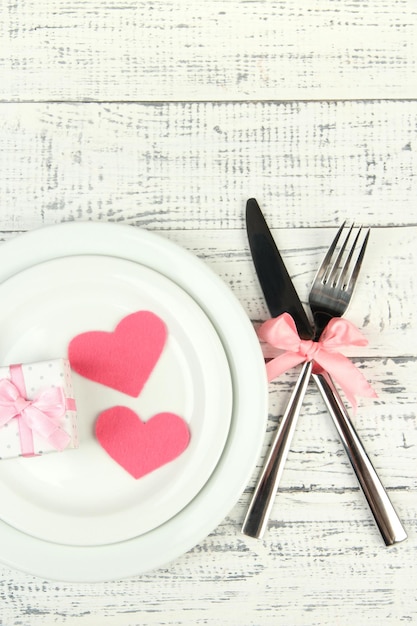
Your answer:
313,371 -> 407,546
241,361 -> 312,539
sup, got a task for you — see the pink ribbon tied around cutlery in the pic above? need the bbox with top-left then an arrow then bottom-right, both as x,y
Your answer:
258,313 -> 377,410
0,377 -> 71,452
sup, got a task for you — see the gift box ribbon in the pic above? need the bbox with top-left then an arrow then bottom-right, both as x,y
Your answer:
0,364 -> 76,456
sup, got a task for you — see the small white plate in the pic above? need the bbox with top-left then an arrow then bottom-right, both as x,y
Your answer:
0,255 -> 233,546
0,222 -> 268,582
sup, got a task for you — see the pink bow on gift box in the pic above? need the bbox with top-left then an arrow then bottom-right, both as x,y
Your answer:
0,371 -> 71,455
258,312 -> 377,410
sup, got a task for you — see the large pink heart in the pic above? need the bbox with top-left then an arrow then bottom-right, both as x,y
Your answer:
96,406 -> 190,478
68,311 -> 167,397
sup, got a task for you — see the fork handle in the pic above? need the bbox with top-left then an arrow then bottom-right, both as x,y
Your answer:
242,361 -> 313,538
313,371 -> 407,546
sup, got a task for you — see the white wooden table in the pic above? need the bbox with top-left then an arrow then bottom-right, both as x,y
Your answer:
0,2 -> 416,624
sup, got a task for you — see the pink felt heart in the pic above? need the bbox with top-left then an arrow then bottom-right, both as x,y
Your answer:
68,311 -> 167,397
95,406 -> 190,478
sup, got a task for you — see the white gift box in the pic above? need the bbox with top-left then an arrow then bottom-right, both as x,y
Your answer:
0,358 -> 78,460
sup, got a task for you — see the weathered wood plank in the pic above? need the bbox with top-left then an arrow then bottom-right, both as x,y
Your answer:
164,226 -> 417,357
0,225 -> 416,355
1,489 -> 415,625
1,0 -> 416,101
1,0 -> 416,622
0,101 -> 416,230
247,357 -> 417,492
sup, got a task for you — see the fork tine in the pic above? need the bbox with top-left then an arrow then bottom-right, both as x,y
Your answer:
344,227 -> 370,294
326,223 -> 354,286
311,221 -> 370,329
335,225 -> 361,288
315,221 -> 346,284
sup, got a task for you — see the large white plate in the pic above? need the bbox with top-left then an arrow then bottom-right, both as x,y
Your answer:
0,222 -> 268,582
0,255 -> 233,546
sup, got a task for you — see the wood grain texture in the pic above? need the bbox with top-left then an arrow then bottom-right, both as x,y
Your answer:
0,101 -> 416,230
0,494 -> 415,626
165,227 -> 417,357
1,0 -> 416,623
1,0 -> 416,101
0,225 -> 415,356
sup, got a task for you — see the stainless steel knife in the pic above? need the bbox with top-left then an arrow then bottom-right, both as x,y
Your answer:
241,199 -> 314,539
242,198 -> 407,545
245,202 -> 313,340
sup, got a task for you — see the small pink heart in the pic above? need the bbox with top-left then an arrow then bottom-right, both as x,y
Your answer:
68,311 -> 167,397
96,406 -> 190,478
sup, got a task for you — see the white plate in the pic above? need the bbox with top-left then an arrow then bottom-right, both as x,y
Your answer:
0,222 -> 268,582
0,255 -> 233,546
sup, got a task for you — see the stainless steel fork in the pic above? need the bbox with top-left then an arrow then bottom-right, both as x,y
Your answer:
242,224 -> 407,545
309,222 -> 369,339
310,225 -> 407,546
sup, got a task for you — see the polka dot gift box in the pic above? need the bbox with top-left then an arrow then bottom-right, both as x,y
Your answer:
0,359 -> 78,460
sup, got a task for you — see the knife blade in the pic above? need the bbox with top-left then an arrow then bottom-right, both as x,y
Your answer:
242,199 -> 407,545
246,198 -> 313,339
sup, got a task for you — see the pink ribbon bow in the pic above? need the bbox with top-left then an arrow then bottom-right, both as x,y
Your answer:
0,378 -> 71,452
258,313 -> 377,410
